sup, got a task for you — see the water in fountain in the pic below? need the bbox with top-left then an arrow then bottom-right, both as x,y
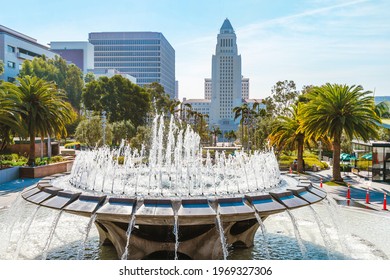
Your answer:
78,213 -> 97,260
253,211 -> 271,259
173,212 -> 179,260
41,210 -> 63,260
285,209 -> 307,259
324,197 -> 351,256
121,215 -> 136,260
66,115 -> 281,197
14,206 -> 41,259
308,205 -> 333,259
216,212 -> 228,260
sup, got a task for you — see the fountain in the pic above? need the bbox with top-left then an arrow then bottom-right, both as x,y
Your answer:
19,115 -> 326,259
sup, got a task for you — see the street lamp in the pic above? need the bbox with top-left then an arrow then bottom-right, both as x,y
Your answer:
102,111 -> 106,146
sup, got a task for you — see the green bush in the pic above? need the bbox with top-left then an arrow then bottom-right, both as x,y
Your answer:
64,142 -> 80,149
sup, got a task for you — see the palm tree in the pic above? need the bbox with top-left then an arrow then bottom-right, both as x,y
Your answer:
269,103 -> 306,173
3,76 -> 75,166
375,101 -> 390,118
210,126 -> 222,146
233,103 -> 251,148
303,83 -> 380,181
224,130 -> 236,145
0,87 -> 22,152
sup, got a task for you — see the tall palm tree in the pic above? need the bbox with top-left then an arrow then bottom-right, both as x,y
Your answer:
233,103 -> 252,148
210,126 -> 222,146
303,83 -> 380,181
0,87 -> 22,152
375,101 -> 390,118
4,76 -> 75,166
269,103 -> 306,173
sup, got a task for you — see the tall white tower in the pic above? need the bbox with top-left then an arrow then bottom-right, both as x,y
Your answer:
209,19 -> 242,133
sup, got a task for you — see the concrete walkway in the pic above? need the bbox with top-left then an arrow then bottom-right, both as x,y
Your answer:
304,167 -> 389,212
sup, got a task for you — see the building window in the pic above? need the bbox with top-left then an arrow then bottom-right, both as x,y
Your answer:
7,61 -> 16,68
7,77 -> 15,82
7,45 -> 15,53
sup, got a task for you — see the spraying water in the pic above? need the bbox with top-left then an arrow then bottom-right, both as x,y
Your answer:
121,215 -> 137,260
41,210 -> 63,260
78,213 -> 97,260
285,209 -> 307,259
67,115 -> 281,197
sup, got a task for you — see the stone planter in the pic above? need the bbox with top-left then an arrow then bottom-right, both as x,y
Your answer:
19,160 -> 74,178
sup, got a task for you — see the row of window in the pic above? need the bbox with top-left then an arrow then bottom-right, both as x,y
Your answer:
94,61 -> 161,67
90,39 -> 161,45
137,78 -> 161,84
94,55 -> 161,61
95,51 -> 161,57
220,38 -> 234,48
7,45 -> 15,53
95,65 -> 161,72
7,61 -> 15,68
95,46 -> 160,51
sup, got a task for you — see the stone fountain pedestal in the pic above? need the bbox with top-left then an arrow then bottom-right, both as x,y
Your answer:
21,173 -> 326,260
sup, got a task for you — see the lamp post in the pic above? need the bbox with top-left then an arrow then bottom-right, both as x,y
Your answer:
102,111 -> 107,146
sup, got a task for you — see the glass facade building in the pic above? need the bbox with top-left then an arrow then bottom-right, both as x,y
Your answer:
88,32 -> 176,99
352,140 -> 390,182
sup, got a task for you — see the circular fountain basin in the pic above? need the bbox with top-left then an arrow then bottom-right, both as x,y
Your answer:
21,172 -> 326,259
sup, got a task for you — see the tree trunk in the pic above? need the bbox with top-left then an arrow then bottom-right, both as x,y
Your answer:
27,132 -> 36,166
332,138 -> 343,181
297,135 -> 304,173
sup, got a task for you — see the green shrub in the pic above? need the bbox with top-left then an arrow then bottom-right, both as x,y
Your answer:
64,142 -> 81,149
50,156 -> 63,163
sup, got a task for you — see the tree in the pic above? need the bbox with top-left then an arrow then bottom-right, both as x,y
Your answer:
82,75 -> 151,127
3,76 -> 75,165
233,103 -> 255,148
112,120 -> 136,146
75,115 -> 113,147
263,80 -> 299,117
84,72 -> 96,84
224,130 -> 236,145
0,86 -> 22,152
269,103 -> 305,173
210,126 -> 222,146
130,126 -> 152,151
0,60 -> 4,76
64,65 -> 84,110
303,84 -> 380,181
144,82 -> 176,116
375,101 -> 390,118
19,56 -> 84,109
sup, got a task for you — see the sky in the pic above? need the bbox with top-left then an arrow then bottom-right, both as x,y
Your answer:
1,0 -> 389,100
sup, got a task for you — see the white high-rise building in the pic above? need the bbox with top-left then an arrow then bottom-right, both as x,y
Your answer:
209,18 -> 242,131
183,19 -> 258,140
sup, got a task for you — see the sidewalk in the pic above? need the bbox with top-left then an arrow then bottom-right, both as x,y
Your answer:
304,167 -> 389,212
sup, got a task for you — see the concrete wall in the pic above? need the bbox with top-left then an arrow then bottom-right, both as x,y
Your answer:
0,167 -> 20,184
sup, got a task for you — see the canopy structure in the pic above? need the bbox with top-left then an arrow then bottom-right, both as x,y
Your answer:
361,153 -> 372,160
340,153 -> 356,161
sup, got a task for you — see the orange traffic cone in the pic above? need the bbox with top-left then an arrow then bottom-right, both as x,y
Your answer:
365,187 -> 370,204
320,178 -> 323,188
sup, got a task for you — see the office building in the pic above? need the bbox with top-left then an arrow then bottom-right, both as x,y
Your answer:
183,19 -> 254,138
50,41 -> 94,74
0,25 -> 56,82
89,32 -> 176,98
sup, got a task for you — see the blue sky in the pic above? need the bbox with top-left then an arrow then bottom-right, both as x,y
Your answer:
2,0 -> 389,100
